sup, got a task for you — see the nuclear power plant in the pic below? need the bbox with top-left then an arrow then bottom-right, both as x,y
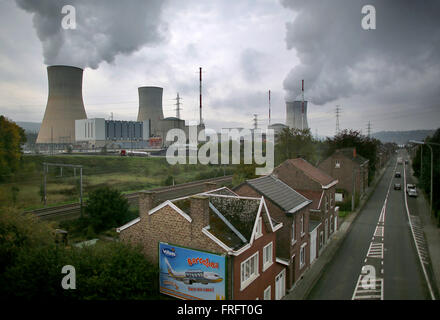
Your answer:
36,65 -> 87,145
285,100 -> 308,130
35,64 -> 205,150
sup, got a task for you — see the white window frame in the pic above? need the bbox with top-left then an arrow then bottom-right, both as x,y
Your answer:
240,252 -> 259,291
300,243 -> 307,269
262,242 -> 273,272
264,285 -> 271,300
291,220 -> 296,245
300,214 -> 305,237
255,217 -> 263,239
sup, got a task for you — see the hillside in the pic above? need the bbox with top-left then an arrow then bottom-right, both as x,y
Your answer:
372,130 -> 436,144
15,121 -> 41,133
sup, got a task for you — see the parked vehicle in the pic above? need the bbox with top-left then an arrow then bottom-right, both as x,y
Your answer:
407,184 -> 418,197
395,172 -> 401,178
394,183 -> 401,190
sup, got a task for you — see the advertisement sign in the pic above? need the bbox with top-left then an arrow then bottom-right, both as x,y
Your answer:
159,242 -> 226,300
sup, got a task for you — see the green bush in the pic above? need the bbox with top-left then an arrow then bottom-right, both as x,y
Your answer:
85,187 -> 130,233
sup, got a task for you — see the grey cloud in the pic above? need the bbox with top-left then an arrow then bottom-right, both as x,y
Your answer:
240,48 -> 266,82
281,0 -> 440,105
15,0 -> 169,69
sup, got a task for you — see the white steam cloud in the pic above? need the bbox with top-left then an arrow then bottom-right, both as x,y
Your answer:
15,0 -> 168,69
281,0 -> 440,105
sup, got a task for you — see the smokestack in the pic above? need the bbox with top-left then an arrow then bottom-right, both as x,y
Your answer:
137,86 -> 164,135
199,67 -> 203,125
36,65 -> 87,144
269,90 -> 271,126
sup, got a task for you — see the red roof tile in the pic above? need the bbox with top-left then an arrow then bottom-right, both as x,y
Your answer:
287,158 -> 337,187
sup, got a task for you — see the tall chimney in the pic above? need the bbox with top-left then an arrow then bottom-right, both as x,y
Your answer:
36,65 -> 87,144
139,191 -> 156,219
190,195 -> 209,230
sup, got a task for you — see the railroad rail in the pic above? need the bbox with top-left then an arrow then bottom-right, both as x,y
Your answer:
25,175 -> 233,219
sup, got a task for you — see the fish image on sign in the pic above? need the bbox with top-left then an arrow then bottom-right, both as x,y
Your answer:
159,242 -> 226,300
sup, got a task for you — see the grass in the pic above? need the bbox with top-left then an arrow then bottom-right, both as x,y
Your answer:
0,154 -> 235,210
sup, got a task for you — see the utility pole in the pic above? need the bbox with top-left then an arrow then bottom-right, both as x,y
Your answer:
199,67 -> 203,125
268,90 -> 271,126
301,80 -> 305,130
253,114 -> 258,130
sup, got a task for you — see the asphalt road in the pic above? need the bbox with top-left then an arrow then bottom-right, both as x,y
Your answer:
308,151 -> 431,300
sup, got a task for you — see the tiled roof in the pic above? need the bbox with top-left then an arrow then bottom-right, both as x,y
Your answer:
335,148 -> 369,165
246,175 -> 311,213
296,189 -> 323,210
287,158 -> 337,187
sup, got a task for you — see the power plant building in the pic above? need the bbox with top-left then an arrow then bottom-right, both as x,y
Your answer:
75,118 -> 150,149
37,65 -> 88,145
286,101 -> 308,130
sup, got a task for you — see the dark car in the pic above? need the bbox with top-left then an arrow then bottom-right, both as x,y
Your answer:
394,183 -> 401,190
395,172 -> 401,178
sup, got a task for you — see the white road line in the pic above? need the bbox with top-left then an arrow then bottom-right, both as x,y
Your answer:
403,162 -> 435,300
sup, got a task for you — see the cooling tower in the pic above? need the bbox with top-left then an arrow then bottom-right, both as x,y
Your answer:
286,101 -> 308,130
36,65 -> 87,144
137,86 -> 164,135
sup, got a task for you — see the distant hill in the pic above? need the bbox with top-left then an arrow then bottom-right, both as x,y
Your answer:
15,122 -> 41,133
372,130 -> 436,145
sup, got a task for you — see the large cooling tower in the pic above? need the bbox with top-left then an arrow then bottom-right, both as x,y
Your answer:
36,65 -> 87,144
286,101 -> 308,130
137,86 -> 164,135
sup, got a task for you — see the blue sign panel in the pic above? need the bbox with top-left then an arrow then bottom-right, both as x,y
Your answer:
159,242 -> 226,300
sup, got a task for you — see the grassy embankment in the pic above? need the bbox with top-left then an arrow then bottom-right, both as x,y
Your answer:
0,154 -> 234,211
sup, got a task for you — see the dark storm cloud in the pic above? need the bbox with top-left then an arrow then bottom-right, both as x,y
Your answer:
281,0 -> 440,105
15,0 -> 168,69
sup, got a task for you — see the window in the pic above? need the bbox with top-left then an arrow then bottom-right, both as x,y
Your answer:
300,214 -> 305,236
335,160 -> 341,168
330,192 -> 334,208
319,231 -> 324,249
300,244 -> 306,269
240,252 -> 259,290
325,196 -> 329,213
263,242 -> 273,271
291,220 -> 296,244
255,217 -> 263,239
264,286 -> 271,300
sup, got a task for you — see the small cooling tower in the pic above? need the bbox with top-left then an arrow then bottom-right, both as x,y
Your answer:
36,65 -> 87,144
137,86 -> 164,135
286,101 -> 308,130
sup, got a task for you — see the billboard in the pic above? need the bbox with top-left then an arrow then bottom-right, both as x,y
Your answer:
159,242 -> 226,300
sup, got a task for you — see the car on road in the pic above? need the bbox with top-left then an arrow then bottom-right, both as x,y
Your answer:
395,172 -> 401,178
407,184 -> 418,197
394,183 -> 401,190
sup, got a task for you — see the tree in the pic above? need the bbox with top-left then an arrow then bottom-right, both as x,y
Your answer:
85,187 -> 130,233
275,128 -> 316,166
0,116 -> 27,182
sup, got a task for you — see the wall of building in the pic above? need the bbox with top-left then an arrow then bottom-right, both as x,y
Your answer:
234,183 -> 310,288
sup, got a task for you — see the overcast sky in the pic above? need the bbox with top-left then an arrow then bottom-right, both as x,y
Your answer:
0,0 -> 439,137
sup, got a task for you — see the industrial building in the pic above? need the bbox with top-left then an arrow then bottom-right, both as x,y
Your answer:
75,118 -> 150,149
36,65 -> 87,146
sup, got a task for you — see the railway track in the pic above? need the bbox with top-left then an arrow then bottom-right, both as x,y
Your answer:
25,175 -> 233,219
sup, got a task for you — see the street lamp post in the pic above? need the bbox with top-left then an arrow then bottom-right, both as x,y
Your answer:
409,140 -> 439,218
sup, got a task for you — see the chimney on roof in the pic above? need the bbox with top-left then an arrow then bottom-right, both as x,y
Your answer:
190,195 -> 210,230
139,191 -> 156,220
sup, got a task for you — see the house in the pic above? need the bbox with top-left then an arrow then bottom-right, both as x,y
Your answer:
318,148 -> 369,202
234,175 -> 312,289
117,187 -> 287,300
271,158 -> 339,258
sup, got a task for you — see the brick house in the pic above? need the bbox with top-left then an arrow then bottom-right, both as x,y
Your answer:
271,158 -> 339,259
117,187 -> 287,300
234,175 -> 312,289
318,148 -> 369,203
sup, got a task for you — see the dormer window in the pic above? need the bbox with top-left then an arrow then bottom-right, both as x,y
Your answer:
255,217 -> 263,239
